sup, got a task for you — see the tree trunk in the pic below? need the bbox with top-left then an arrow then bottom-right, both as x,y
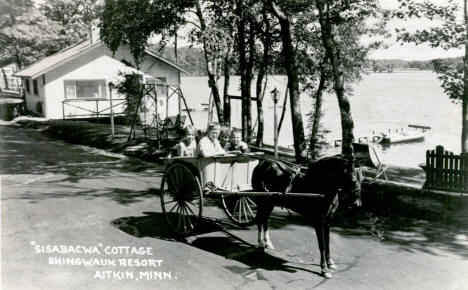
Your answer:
317,1 -> 355,162
223,52 -> 231,126
236,0 -> 249,139
268,1 -> 306,163
309,68 -> 326,160
463,0 -> 468,153
194,0 -> 224,124
255,7 -> 272,146
174,26 -> 178,63
244,20 -> 255,142
255,73 -> 265,146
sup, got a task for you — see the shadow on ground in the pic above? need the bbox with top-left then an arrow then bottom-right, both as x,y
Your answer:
112,211 -> 326,278
333,209 -> 468,259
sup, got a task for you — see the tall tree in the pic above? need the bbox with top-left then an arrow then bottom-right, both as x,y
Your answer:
0,0 -> 102,68
193,0 -> 225,124
267,0 -> 307,163
315,0 -> 387,162
254,6 -> 274,146
100,0 -> 190,68
395,0 -> 468,153
316,1 -> 355,161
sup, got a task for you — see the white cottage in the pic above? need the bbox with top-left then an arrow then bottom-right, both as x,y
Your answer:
14,29 -> 189,120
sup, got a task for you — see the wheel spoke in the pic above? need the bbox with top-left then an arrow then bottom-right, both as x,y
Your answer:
177,206 -> 182,229
238,198 -> 243,223
168,202 -> 179,214
182,205 -> 194,230
180,204 -> 187,232
240,197 -> 247,221
232,199 -> 240,220
245,196 -> 256,207
164,200 -> 177,205
185,202 -> 196,215
243,198 -> 249,221
244,197 -> 255,218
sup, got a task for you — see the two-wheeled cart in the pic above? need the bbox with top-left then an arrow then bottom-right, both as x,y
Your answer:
160,153 -> 323,236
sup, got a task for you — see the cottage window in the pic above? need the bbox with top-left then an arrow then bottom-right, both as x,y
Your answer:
25,79 -> 30,93
64,80 -> 107,99
33,80 -> 38,95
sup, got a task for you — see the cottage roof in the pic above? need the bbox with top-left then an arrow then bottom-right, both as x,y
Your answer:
14,40 -> 190,79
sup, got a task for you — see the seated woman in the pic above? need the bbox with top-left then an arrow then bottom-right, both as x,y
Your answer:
197,122 -> 226,157
176,125 -> 197,157
224,128 -> 249,153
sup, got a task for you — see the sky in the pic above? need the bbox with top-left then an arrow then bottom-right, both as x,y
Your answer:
161,0 -> 464,61
369,0 -> 465,60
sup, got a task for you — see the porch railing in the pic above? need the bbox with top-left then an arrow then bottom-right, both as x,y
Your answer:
62,98 -> 126,121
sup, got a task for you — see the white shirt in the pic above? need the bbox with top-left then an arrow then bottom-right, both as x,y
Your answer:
197,136 -> 225,157
177,140 -> 197,157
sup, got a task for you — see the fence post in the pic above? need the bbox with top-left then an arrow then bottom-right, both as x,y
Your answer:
462,153 -> 468,192
435,145 -> 444,190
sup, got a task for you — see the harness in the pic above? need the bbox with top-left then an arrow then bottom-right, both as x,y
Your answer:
256,155 -> 305,208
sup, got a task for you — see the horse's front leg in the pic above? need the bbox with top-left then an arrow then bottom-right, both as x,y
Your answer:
324,222 -> 336,270
325,195 -> 339,270
257,208 -> 265,248
263,215 -> 275,250
315,221 -> 332,279
257,204 -> 275,249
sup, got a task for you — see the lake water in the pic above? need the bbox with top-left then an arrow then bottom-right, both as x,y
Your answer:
180,72 -> 461,168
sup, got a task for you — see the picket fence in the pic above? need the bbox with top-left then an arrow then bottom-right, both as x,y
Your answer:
425,145 -> 468,193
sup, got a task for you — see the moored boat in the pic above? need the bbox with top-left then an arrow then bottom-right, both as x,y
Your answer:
379,124 -> 430,144
379,131 -> 426,144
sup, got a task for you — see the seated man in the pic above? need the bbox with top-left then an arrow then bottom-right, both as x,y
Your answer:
197,122 -> 226,157
224,128 -> 249,153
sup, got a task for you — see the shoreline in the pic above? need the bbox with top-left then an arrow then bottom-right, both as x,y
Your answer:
3,117 -> 468,225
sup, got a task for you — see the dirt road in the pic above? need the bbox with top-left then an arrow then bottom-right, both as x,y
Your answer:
1,125 -> 467,290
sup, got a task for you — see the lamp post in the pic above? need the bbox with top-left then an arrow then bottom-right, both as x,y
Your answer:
270,87 -> 280,159
108,82 -> 115,137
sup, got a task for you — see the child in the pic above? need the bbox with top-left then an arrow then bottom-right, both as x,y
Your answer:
197,122 -> 226,157
177,125 -> 197,157
224,128 -> 249,152
219,125 -> 231,148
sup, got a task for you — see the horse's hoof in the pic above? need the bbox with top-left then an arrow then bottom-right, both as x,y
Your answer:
265,242 -> 275,250
327,260 -> 337,270
258,239 -> 265,248
321,270 -> 333,279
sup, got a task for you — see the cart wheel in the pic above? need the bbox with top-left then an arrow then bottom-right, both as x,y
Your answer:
161,163 -> 203,236
221,195 -> 257,227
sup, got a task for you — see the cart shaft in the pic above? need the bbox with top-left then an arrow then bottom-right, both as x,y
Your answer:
207,191 -> 324,198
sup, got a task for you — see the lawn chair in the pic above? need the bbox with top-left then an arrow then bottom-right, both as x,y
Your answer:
353,142 -> 388,181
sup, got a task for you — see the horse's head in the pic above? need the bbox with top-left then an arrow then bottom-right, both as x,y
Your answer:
311,155 -> 362,209
338,157 -> 362,209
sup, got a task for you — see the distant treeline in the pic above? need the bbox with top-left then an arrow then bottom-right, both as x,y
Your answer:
366,57 -> 463,72
151,44 -> 463,76
148,45 -> 207,76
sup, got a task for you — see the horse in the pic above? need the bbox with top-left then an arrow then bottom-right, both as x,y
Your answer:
251,155 -> 362,278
